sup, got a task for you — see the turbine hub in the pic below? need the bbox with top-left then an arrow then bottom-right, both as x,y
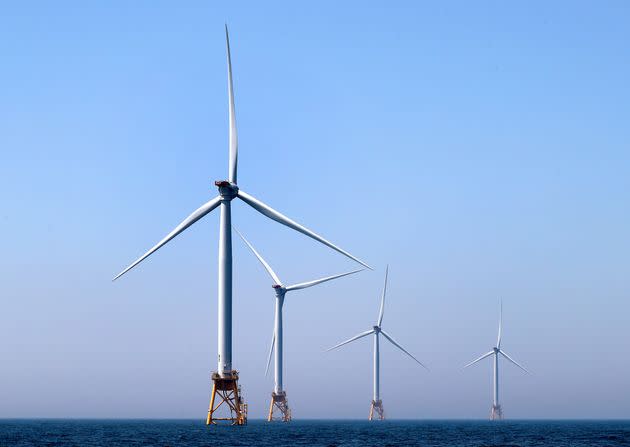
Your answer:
493,347 -> 499,353
373,325 -> 381,333
215,180 -> 238,200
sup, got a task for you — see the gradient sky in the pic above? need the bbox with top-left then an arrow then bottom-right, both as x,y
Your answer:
1,1 -> 629,419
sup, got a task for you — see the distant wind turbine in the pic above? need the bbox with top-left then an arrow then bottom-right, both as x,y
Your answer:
236,228 -> 363,422
464,301 -> 530,420
327,266 -> 428,420
113,26 -> 370,425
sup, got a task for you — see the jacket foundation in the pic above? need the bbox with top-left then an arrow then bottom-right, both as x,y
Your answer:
491,404 -> 503,421
206,370 -> 247,425
267,391 -> 291,422
369,399 -> 385,421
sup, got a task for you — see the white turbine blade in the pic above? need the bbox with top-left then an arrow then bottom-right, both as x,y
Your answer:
233,227 -> 282,285
326,329 -> 374,351
376,265 -> 389,326
113,196 -> 222,281
463,351 -> 494,369
497,299 -> 503,349
380,330 -> 429,370
265,331 -> 275,376
225,25 -> 238,184
499,350 -> 530,374
237,189 -> 371,269
285,268 -> 363,291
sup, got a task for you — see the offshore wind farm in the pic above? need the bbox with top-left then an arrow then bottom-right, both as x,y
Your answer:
109,28 -> 541,425
2,1 -> 630,446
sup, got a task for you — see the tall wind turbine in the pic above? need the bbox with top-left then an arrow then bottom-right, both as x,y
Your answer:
327,267 -> 427,420
235,229 -> 363,422
464,301 -> 530,420
113,26 -> 370,425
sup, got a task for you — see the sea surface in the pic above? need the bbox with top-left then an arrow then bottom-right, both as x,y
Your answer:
0,420 -> 629,447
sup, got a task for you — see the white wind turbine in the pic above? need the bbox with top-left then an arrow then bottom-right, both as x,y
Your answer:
327,266 -> 428,420
113,26 -> 370,424
464,301 -> 530,420
235,228 -> 364,421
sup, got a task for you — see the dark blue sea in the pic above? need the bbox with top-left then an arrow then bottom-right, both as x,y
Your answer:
0,420 -> 629,447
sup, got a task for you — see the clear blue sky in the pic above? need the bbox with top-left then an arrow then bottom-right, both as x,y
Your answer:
1,1 -> 629,419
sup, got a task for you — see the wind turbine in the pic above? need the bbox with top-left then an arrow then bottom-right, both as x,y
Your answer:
235,229 -> 363,422
113,26 -> 370,425
327,266 -> 427,420
464,301 -> 530,420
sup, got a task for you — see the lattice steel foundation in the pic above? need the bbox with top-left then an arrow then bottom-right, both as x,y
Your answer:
206,371 -> 247,425
491,404 -> 503,420
267,391 -> 291,422
369,399 -> 385,421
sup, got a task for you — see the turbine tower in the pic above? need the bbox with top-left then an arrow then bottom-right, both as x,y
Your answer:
464,301 -> 530,420
113,26 -> 370,425
327,267 -> 427,420
236,229 -> 363,422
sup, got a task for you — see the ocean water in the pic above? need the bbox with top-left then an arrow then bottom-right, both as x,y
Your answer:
0,420 -> 629,447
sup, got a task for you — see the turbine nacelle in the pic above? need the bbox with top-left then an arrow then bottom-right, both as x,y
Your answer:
215,180 -> 238,199
493,347 -> 499,353
373,325 -> 381,333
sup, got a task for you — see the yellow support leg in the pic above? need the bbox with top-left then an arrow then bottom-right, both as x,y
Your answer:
206,382 -> 217,425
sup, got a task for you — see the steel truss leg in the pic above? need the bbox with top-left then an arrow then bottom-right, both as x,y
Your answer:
369,399 -> 385,421
206,371 -> 248,425
267,391 -> 291,422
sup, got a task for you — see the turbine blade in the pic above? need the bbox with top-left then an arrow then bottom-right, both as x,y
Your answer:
233,227 -> 282,285
380,330 -> 429,370
326,329 -> 374,351
499,350 -> 530,374
497,299 -> 503,349
377,265 -> 389,326
463,351 -> 494,369
237,189 -> 371,269
265,330 -> 275,377
113,196 -> 222,280
225,25 -> 238,184
285,268 -> 363,291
